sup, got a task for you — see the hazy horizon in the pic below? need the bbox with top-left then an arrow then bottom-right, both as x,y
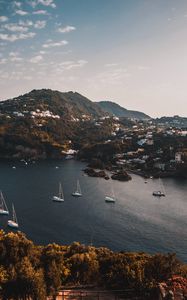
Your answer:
0,0 -> 187,117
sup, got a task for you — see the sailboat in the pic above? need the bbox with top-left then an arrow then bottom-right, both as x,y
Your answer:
0,191 -> 9,215
53,182 -> 64,202
153,178 -> 166,197
72,180 -> 82,197
8,204 -> 19,228
105,185 -> 116,203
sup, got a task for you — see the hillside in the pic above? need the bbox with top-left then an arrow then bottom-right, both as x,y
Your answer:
0,89 -> 116,160
154,115 -> 187,128
97,101 -> 150,120
0,89 -> 105,120
0,231 -> 186,300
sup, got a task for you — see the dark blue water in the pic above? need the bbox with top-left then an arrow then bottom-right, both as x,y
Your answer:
0,160 -> 186,262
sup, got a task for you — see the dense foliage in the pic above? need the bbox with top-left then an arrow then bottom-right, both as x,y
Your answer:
0,231 -> 186,299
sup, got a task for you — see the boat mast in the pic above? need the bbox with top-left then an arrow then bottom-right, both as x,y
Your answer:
0,191 -> 8,212
59,183 -> 63,199
77,180 -> 81,193
0,192 -> 3,209
12,204 -> 18,224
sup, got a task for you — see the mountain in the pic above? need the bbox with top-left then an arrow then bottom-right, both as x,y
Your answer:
0,89 -> 114,160
97,101 -> 150,120
0,89 -> 150,160
0,89 -> 105,119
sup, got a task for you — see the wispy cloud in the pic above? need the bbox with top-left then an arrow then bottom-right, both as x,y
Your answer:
0,58 -> 8,65
38,0 -> 56,8
29,55 -> 43,63
33,10 -> 49,15
34,20 -> 46,29
29,0 -> 56,8
9,51 -> 23,62
13,1 -> 22,7
0,32 -> 36,42
15,9 -> 29,16
18,20 -> 33,26
9,51 -> 19,57
10,56 -> 23,62
58,25 -> 76,33
42,40 -> 68,48
3,23 -> 29,32
59,60 -> 88,70
0,16 -> 8,22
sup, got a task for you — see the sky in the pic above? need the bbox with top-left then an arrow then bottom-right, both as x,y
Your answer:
0,0 -> 187,117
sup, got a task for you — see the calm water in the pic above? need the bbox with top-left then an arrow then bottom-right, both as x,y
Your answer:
0,160 -> 186,262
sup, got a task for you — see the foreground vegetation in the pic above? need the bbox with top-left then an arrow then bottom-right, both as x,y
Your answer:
0,231 -> 186,299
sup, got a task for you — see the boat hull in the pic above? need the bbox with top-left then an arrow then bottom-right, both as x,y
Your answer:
0,209 -> 9,215
105,196 -> 116,203
53,196 -> 64,202
72,192 -> 82,197
153,191 -> 165,197
8,220 -> 19,228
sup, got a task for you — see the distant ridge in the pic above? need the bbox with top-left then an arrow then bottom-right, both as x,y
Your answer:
1,89 -> 105,119
97,101 -> 150,120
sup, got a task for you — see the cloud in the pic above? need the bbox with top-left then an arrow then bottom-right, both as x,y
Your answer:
33,10 -> 48,15
28,1 -> 38,8
3,23 -> 29,32
0,32 -> 36,42
15,9 -> 28,16
58,25 -> 76,33
0,58 -> 7,64
59,60 -> 88,70
0,16 -> 8,22
42,40 -> 68,48
29,55 -> 43,63
14,1 -> 22,7
38,0 -> 56,8
29,0 -> 56,8
10,56 -> 23,62
34,20 -> 46,29
9,51 -> 23,62
19,20 -> 33,26
9,51 -> 19,56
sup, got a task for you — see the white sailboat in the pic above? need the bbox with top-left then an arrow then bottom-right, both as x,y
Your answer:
153,178 -> 166,197
53,182 -> 64,202
105,185 -> 116,203
0,191 -> 9,215
8,204 -> 18,228
72,180 -> 82,197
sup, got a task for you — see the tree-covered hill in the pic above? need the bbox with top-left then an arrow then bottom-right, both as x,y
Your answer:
0,231 -> 186,300
0,89 -> 117,160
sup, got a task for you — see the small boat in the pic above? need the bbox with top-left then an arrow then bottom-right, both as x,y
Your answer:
0,191 -> 9,215
53,183 -> 64,202
105,186 -> 116,203
153,191 -> 165,197
72,180 -> 82,197
8,204 -> 19,228
105,196 -> 116,203
153,178 -> 166,197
